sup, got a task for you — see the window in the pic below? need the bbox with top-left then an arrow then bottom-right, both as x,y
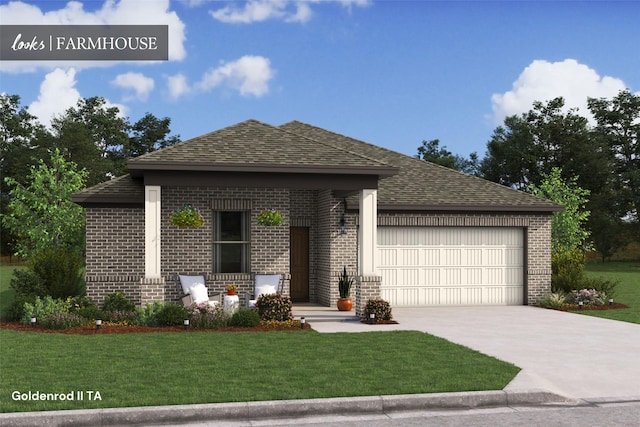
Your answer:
213,211 -> 250,273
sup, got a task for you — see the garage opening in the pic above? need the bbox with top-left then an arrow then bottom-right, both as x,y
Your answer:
377,227 -> 524,306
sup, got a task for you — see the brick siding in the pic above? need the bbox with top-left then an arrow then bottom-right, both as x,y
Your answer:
84,189 -> 552,307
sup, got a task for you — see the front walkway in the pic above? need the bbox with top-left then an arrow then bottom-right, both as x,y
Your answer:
292,305 -> 640,401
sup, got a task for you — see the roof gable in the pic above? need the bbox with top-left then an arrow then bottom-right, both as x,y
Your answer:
128,119 -> 397,177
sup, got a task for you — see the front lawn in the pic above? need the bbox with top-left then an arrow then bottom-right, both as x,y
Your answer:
0,329 -> 519,413
579,262 -> 640,324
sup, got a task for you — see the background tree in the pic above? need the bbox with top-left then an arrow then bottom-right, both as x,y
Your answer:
588,90 -> 640,230
0,95 -> 51,256
416,138 -> 480,175
528,167 -> 591,254
2,148 -> 88,258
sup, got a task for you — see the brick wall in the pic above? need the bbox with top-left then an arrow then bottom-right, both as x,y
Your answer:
84,189 -> 552,307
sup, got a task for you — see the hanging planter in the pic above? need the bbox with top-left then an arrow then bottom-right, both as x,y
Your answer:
169,205 -> 205,228
257,208 -> 284,226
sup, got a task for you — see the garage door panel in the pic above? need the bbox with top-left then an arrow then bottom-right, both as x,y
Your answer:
378,227 -> 523,306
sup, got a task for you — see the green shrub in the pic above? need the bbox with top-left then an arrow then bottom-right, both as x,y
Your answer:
5,293 -> 37,322
102,310 -> 137,324
155,304 -> 188,326
583,276 -> 618,300
21,296 -> 71,325
67,296 -> 101,320
30,245 -> 85,298
229,308 -> 261,327
186,302 -> 229,329
363,297 -> 393,322
255,294 -> 293,321
552,249 -> 587,293
552,249 -> 618,298
102,291 -> 135,312
135,301 -> 164,326
39,313 -> 87,329
538,291 -> 569,309
9,268 -> 46,297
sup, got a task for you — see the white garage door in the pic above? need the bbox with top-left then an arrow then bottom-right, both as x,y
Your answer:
377,227 -> 523,306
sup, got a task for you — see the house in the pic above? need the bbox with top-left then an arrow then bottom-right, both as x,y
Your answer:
72,119 -> 561,315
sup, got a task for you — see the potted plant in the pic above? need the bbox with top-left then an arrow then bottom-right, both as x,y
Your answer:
169,204 -> 205,228
337,266 -> 353,311
257,208 -> 284,226
226,284 -> 238,296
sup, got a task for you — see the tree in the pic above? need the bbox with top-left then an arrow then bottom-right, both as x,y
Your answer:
528,167 -> 591,254
2,148 -> 88,258
480,97 -> 603,192
127,112 -> 181,158
588,90 -> 640,227
416,139 -> 480,175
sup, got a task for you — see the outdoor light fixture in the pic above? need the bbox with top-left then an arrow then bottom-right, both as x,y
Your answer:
300,317 -> 306,329
609,298 -> 614,306
338,215 -> 347,235
30,317 -> 36,328
578,301 -> 583,309
183,319 -> 190,330
369,313 -> 375,324
96,319 -> 102,330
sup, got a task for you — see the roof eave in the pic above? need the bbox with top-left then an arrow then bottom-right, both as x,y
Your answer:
127,161 -> 399,178
347,202 -> 564,213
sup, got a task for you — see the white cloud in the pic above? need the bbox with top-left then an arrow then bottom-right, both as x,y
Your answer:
197,56 -> 274,97
491,59 -> 627,125
28,68 -> 126,128
111,72 -> 155,101
167,73 -> 191,100
210,0 -> 370,24
0,0 -> 186,72
168,55 -> 274,100
28,68 -> 81,128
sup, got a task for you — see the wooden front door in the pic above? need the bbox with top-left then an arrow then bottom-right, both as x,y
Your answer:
290,227 -> 309,302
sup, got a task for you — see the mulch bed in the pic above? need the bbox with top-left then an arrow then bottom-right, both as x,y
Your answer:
0,321 -> 311,335
543,302 -> 629,312
360,320 -> 399,325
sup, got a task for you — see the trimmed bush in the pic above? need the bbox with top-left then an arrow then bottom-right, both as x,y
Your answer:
229,308 -> 261,327
155,304 -> 188,326
30,245 -> 85,298
363,297 -> 393,322
102,291 -> 135,312
21,296 -> 71,325
255,294 -> 293,321
9,268 -> 46,297
186,302 -> 229,329
5,293 -> 37,322
552,249 -> 586,293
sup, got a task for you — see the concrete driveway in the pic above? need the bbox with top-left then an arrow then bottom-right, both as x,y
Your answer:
302,306 -> 640,401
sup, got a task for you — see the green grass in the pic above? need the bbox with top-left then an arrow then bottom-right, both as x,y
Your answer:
0,329 -> 520,413
578,262 -> 640,324
0,265 -> 23,318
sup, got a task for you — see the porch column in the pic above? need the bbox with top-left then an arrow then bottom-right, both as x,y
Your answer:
358,189 -> 377,275
145,185 -> 161,278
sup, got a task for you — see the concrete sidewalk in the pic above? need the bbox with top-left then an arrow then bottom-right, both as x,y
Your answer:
0,390 -> 577,427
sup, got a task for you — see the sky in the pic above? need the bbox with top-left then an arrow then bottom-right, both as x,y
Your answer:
1,0 -> 639,160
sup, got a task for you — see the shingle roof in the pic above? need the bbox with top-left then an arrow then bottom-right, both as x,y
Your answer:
71,174 -> 143,206
279,121 -> 562,212
73,119 -> 561,212
128,119 -> 397,176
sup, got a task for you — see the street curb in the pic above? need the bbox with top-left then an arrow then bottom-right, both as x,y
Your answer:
0,390 -> 574,426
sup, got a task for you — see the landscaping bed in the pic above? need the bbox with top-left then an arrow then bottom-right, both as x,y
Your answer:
0,320 -> 311,334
